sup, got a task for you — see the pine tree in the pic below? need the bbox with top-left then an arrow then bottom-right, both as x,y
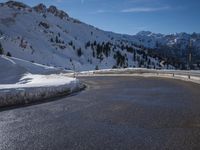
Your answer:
69,41 -> 73,46
92,49 -> 95,57
50,38 -> 54,43
85,41 -> 90,49
95,65 -> 99,70
133,50 -> 136,61
6,52 -> 11,57
55,36 -> 59,43
0,43 -> 3,55
77,48 -> 82,57
114,51 -> 125,67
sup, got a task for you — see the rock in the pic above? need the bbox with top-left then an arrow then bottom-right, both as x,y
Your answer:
59,10 -> 69,19
39,21 -> 50,29
48,5 -> 69,19
5,1 -> 29,9
47,5 -> 57,14
33,3 -> 47,13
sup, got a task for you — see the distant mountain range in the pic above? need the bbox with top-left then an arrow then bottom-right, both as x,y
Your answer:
134,31 -> 200,69
0,1 -> 199,70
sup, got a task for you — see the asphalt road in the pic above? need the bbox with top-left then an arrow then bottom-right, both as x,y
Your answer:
0,76 -> 200,150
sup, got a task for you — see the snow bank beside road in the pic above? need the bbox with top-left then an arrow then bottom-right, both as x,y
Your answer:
0,73 -> 83,108
0,56 -> 84,108
0,73 -> 77,89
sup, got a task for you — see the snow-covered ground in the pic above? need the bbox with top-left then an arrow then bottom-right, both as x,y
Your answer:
0,55 -> 71,84
0,55 -> 83,108
0,73 -> 78,89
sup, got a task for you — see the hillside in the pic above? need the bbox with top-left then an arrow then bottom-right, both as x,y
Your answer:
0,55 -> 65,84
0,1 -> 199,70
0,55 -> 82,107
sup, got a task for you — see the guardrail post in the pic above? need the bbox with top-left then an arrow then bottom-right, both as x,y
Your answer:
172,73 -> 175,77
188,75 -> 190,79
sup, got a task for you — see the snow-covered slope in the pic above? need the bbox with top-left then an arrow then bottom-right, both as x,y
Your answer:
0,55 -> 64,84
0,1 -> 199,71
0,55 -> 26,84
0,55 -> 82,108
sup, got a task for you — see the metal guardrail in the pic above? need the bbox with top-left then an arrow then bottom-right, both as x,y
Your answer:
74,68 -> 200,84
92,69 -> 200,77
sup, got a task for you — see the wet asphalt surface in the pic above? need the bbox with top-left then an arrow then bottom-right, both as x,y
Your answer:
0,76 -> 200,150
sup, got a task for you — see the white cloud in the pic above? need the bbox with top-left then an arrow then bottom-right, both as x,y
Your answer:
96,10 -> 108,13
121,6 -> 170,13
90,9 -> 112,14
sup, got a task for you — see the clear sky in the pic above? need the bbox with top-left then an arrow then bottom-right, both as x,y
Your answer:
2,0 -> 200,35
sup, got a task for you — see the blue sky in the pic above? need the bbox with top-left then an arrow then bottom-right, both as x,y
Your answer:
2,0 -> 200,35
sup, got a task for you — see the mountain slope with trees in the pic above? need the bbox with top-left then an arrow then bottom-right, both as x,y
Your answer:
0,1 -> 199,70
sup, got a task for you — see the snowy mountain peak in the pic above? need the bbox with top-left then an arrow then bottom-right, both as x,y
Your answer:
136,31 -> 153,36
3,1 -> 30,9
33,3 -> 47,14
47,5 -> 69,19
136,31 -> 164,38
33,3 -> 69,19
